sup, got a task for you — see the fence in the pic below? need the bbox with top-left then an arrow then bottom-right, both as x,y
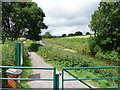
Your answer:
1,42 -> 120,89
62,66 -> 120,90
0,66 -> 59,90
15,42 -> 24,66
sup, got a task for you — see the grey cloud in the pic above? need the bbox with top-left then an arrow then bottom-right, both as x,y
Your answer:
33,0 -> 100,36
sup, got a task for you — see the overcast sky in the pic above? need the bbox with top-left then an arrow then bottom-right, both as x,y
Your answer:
32,0 -> 101,36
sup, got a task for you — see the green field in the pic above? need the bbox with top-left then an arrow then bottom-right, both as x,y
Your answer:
43,37 -> 90,55
43,36 -> 120,62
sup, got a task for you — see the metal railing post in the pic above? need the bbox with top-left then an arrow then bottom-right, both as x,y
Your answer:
56,74 -> 59,89
15,43 -> 21,66
53,68 -> 59,90
53,68 -> 56,90
62,69 -> 64,90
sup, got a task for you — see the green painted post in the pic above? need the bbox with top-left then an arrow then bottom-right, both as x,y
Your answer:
15,42 -> 21,66
62,69 -> 64,90
53,74 -> 59,90
53,68 -> 56,90
56,74 -> 59,90
53,68 -> 59,90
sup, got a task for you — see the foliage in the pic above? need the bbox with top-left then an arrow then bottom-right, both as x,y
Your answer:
30,42 -> 119,88
68,31 -> 83,37
74,31 -> 83,36
2,42 -> 16,66
1,30 -> 6,44
43,38 -> 90,55
89,2 -> 120,60
86,32 -> 90,35
44,37 -> 120,61
68,33 -> 74,36
2,2 -> 47,41
1,40 -> 32,88
42,32 -> 52,38
89,36 -> 120,61
62,34 -> 66,37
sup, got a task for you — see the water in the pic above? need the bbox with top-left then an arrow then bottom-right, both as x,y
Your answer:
37,40 -> 47,46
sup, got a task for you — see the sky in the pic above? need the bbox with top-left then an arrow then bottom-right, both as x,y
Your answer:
32,0 -> 101,36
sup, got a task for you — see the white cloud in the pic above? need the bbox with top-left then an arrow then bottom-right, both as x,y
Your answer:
32,0 -> 101,36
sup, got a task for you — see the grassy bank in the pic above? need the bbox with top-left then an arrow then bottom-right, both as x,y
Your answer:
1,40 -> 32,88
27,40 -> 119,88
43,37 -> 120,61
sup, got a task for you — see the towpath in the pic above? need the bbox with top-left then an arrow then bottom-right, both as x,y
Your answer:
27,52 -> 96,89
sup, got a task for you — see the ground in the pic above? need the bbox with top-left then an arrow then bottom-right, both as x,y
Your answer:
27,51 -> 96,89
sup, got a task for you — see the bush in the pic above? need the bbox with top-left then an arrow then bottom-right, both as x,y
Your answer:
2,42 -> 16,66
89,37 -> 120,61
35,45 -> 119,87
2,40 -> 32,88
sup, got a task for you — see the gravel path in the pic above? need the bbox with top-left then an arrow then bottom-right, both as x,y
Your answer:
27,52 -> 96,89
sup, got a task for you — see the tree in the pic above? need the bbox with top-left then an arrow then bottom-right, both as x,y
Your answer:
2,2 -> 47,41
74,31 -> 83,36
68,33 -> 74,37
43,32 -> 52,38
86,32 -> 90,35
1,30 -> 6,44
89,2 -> 120,52
62,34 -> 66,37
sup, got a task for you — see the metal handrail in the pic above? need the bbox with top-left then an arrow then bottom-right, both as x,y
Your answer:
0,66 -> 58,90
62,66 -> 120,90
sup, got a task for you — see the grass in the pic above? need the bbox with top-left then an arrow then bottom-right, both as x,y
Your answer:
43,37 -> 90,55
1,40 -> 32,88
43,37 -> 120,61
27,41 -> 119,88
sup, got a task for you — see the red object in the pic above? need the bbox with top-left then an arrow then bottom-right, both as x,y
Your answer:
7,74 -> 20,88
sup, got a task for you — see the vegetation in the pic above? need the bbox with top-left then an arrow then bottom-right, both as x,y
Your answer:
42,32 -> 52,38
89,2 -> 120,61
62,34 -> 66,37
68,33 -> 74,37
86,32 -> 90,35
74,31 -> 83,36
27,41 -> 119,88
1,40 -> 32,88
68,31 -> 83,37
43,38 -> 90,55
2,2 -> 47,41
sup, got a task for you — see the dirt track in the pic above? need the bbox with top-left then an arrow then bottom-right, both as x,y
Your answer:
27,52 -> 96,89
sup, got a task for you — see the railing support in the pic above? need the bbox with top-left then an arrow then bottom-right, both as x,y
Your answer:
15,42 -> 23,66
53,68 -> 59,90
15,43 -> 21,66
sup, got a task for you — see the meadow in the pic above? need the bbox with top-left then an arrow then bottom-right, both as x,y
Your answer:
43,36 -> 120,61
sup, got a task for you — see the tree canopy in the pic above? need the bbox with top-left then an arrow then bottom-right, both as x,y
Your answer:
42,32 -> 52,38
2,2 -> 47,41
74,31 -> 83,36
62,34 -> 66,37
89,2 -> 120,52
86,32 -> 90,35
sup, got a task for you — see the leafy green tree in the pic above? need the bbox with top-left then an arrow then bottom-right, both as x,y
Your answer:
68,33 -> 74,37
89,2 -> 120,52
86,32 -> 90,35
62,34 -> 66,37
2,2 -> 47,41
74,31 -> 83,36
43,32 -> 52,38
